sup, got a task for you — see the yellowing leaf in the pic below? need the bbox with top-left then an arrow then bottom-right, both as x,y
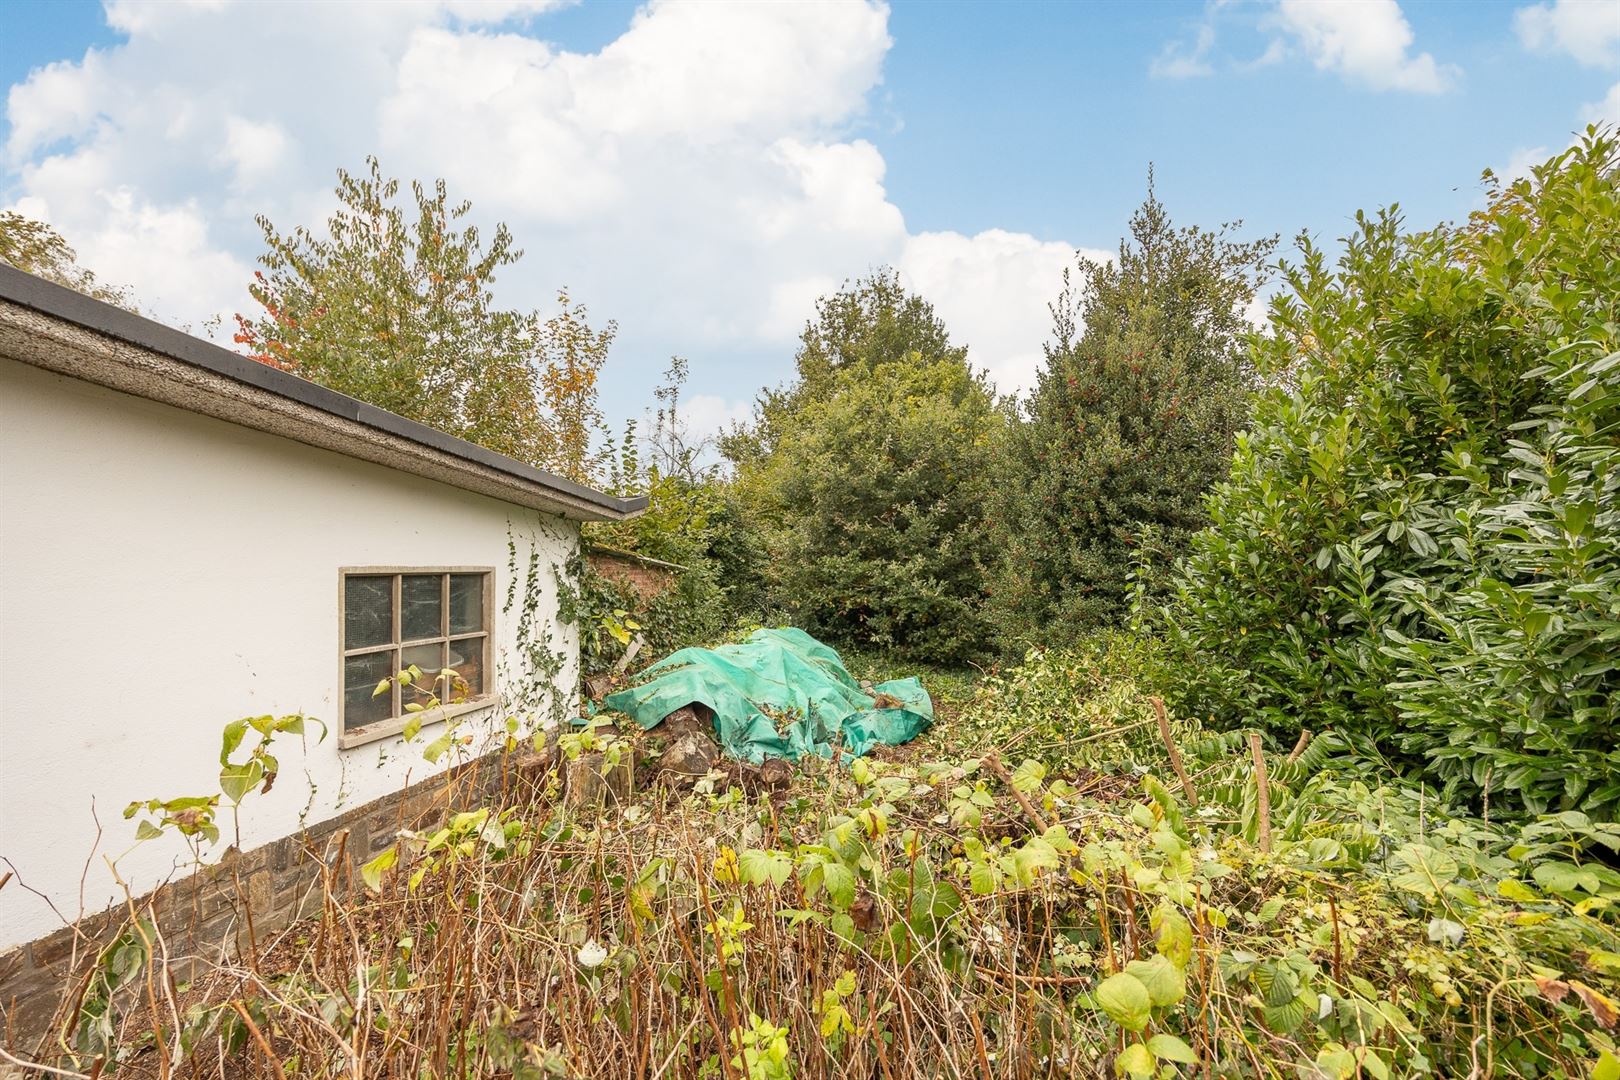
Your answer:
361,847 -> 398,892
1115,1042 -> 1155,1078
1096,972 -> 1152,1032
1147,1033 -> 1198,1064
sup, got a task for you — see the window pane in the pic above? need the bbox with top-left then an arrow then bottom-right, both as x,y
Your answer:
344,650 -> 394,729
448,636 -> 485,698
345,576 -> 394,649
450,574 -> 484,635
401,574 -> 443,641
402,641 -> 446,701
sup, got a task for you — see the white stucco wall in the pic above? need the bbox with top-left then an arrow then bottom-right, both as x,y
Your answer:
0,358 -> 580,949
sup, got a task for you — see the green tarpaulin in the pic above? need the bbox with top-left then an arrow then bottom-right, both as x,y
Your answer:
600,628 -> 932,763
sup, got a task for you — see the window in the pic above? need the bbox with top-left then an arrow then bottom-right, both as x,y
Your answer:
339,568 -> 493,746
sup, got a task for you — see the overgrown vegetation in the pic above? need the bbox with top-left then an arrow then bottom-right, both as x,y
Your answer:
15,644 -> 1619,1079
8,126 -> 1620,1080
1163,129 -> 1620,819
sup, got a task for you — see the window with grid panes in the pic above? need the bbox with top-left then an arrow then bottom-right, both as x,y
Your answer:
340,569 -> 492,733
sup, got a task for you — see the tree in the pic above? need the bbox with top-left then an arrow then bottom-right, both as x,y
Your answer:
1165,129 -> 1620,817
988,185 -> 1275,650
235,158 -> 609,481
0,212 -> 137,311
723,270 -> 968,470
729,273 -> 1004,663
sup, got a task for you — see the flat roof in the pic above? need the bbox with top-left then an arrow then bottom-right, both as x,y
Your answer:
0,264 -> 647,522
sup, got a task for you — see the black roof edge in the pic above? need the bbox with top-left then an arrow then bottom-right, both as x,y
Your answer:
0,264 -> 648,518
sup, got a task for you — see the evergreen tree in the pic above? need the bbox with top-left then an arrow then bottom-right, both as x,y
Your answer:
990,185 -> 1275,649
728,271 -> 1003,663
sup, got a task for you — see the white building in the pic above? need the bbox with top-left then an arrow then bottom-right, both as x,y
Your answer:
0,264 -> 644,954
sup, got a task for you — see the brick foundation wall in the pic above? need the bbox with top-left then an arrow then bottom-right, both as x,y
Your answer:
0,750 -> 527,1051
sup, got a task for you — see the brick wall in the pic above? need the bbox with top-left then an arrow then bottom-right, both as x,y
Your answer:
0,751 -> 527,1052
586,548 -> 679,603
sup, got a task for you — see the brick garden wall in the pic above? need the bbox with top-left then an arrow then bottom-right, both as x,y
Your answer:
586,548 -> 679,604
0,750 -> 525,1051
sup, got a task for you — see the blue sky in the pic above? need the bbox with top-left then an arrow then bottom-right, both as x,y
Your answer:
3,0 -> 1617,437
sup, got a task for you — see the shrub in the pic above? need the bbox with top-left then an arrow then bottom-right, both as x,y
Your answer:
756,350 -> 1004,664
1164,129 -> 1620,817
729,273 -> 1005,665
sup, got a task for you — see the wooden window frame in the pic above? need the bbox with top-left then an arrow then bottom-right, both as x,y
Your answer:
337,566 -> 496,749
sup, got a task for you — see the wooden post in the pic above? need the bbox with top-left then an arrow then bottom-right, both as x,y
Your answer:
1249,733 -> 1272,854
1151,697 -> 1199,809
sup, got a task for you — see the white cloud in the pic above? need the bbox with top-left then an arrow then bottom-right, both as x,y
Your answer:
1584,81 -> 1620,125
1151,22 -> 1216,80
898,230 -> 1110,396
1242,291 -> 1272,331
677,393 -> 755,446
1498,144 -> 1553,183
1148,0 -> 1455,93
1268,0 -> 1458,93
3,0 -> 1080,407
217,117 -> 293,190
1515,0 -> 1620,68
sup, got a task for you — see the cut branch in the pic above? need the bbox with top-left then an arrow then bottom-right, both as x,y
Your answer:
1151,696 -> 1199,808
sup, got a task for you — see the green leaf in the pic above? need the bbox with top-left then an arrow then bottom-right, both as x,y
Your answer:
134,820 -> 164,841
1146,1033 -> 1198,1064
219,720 -> 248,766
1095,972 -> 1152,1032
372,678 -> 391,699
423,732 -> 455,763
1125,954 -> 1186,1007
219,760 -> 264,805
1250,896 -> 1286,924
1254,962 -> 1297,1007
821,862 -> 857,910
1592,1049 -> 1620,1080
1496,878 -> 1538,902
1153,904 -> 1194,968
1115,1042 -> 1155,1078
402,714 -> 423,742
1263,992 -> 1309,1033
1360,1049 -> 1391,1080
1012,836 -> 1061,886
1391,845 -> 1458,898
738,848 -> 792,889
1041,824 -> 1079,855
1533,860 -> 1601,895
